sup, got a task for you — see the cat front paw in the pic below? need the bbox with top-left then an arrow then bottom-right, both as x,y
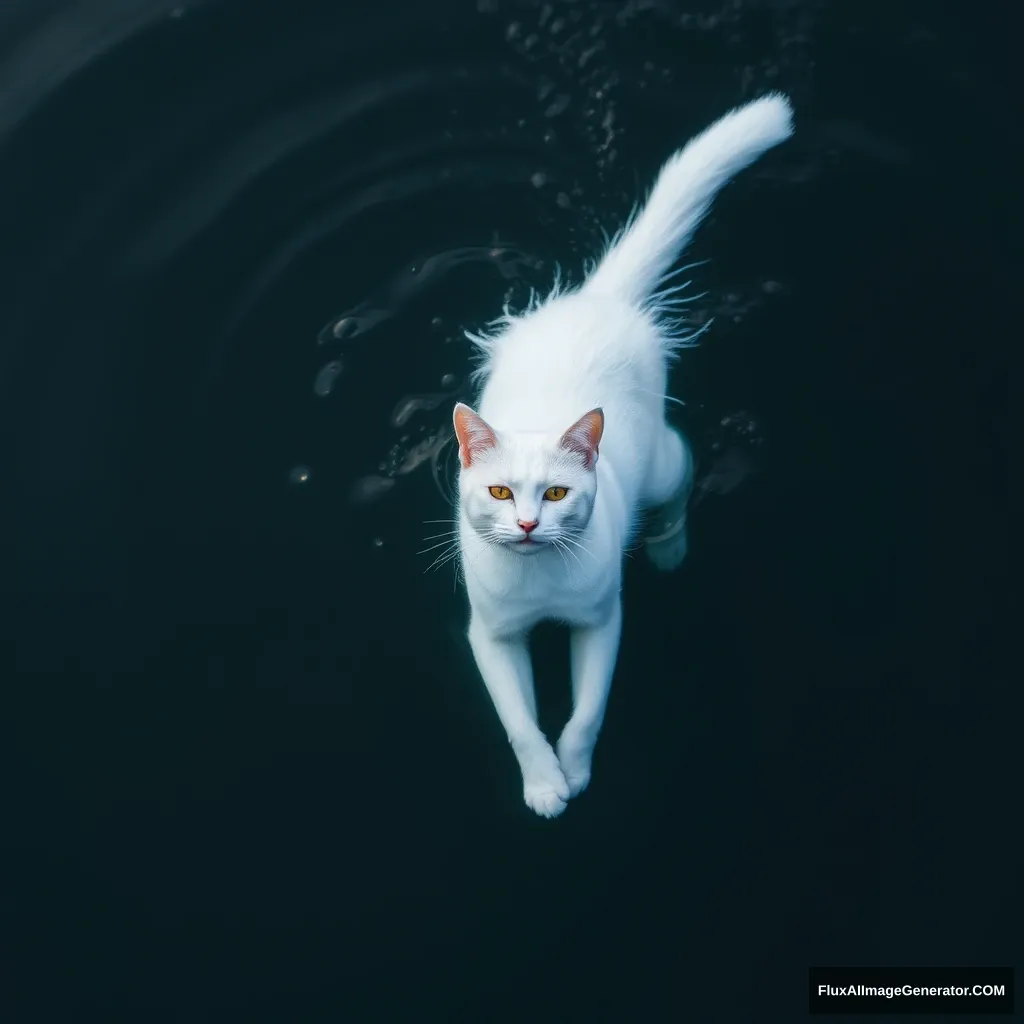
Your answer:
523,780 -> 569,818
519,746 -> 570,818
556,731 -> 594,798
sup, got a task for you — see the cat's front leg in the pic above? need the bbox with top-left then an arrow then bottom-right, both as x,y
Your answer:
557,596 -> 623,798
467,615 -> 570,818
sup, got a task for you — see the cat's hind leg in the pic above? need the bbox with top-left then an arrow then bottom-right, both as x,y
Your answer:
641,425 -> 694,572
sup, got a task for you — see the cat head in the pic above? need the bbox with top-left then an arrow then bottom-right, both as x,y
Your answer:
452,402 -> 603,554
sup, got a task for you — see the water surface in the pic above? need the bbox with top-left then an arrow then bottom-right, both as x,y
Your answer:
1,1 -> 1013,1020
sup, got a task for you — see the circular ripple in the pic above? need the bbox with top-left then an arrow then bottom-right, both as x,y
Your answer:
0,0 -> 888,596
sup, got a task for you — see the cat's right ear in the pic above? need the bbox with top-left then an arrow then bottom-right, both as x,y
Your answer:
453,403 -> 498,468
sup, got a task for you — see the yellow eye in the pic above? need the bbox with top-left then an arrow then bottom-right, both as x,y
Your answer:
488,485 -> 512,500
544,486 -> 568,501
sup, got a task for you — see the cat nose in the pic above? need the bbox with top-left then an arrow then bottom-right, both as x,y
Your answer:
517,519 -> 538,534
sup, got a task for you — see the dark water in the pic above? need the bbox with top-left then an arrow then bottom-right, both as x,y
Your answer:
1,1 -> 1014,1020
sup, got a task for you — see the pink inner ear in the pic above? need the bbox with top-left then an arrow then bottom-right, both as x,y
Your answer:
453,403 -> 498,468
559,408 -> 604,468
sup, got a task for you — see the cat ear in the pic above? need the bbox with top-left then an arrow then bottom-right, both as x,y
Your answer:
559,408 -> 604,468
453,403 -> 498,468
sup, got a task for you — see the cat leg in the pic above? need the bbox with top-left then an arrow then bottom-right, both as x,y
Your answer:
642,425 -> 694,572
556,597 -> 622,798
468,615 -> 570,818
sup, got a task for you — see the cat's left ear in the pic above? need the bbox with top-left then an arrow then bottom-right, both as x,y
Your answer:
559,408 -> 604,469
453,403 -> 498,468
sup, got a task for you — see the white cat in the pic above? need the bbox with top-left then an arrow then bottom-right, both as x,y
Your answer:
452,94 -> 794,817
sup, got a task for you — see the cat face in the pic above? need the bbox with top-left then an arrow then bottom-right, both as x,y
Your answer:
453,404 -> 603,554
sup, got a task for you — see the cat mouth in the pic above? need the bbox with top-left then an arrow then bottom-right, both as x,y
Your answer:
511,535 -> 543,549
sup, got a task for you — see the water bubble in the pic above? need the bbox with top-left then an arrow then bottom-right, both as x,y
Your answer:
762,280 -> 783,295
556,192 -> 571,209
441,373 -> 457,388
392,393 -> 440,428
579,43 -> 604,69
395,432 -> 450,475
694,448 -> 755,502
530,171 -> 548,188
372,537 -> 384,549
349,475 -> 395,506
332,317 -> 357,340
544,95 -> 571,119
313,360 -> 343,397
288,465 -> 311,485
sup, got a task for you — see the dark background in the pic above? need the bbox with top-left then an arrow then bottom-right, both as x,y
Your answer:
1,1 -> 1015,1020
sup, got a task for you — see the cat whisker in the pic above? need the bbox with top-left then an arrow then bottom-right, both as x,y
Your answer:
632,384 -> 687,408
423,545 -> 462,574
549,538 -> 574,574
417,538 -> 461,556
551,536 -> 583,571
559,532 -> 598,563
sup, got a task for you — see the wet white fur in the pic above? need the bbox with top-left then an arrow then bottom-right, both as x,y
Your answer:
454,94 -> 794,817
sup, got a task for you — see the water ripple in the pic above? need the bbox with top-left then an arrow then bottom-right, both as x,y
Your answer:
9,0 -> 969,571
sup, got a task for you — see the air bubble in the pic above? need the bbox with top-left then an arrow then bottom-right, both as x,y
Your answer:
544,95 -> 571,118
349,475 -> 395,505
313,360 -> 343,397
288,465 -> 311,485
332,317 -> 356,340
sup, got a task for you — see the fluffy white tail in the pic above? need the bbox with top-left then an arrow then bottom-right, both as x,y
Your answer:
585,93 -> 794,306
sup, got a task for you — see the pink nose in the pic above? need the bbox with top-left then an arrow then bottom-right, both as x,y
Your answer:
517,519 -> 538,534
